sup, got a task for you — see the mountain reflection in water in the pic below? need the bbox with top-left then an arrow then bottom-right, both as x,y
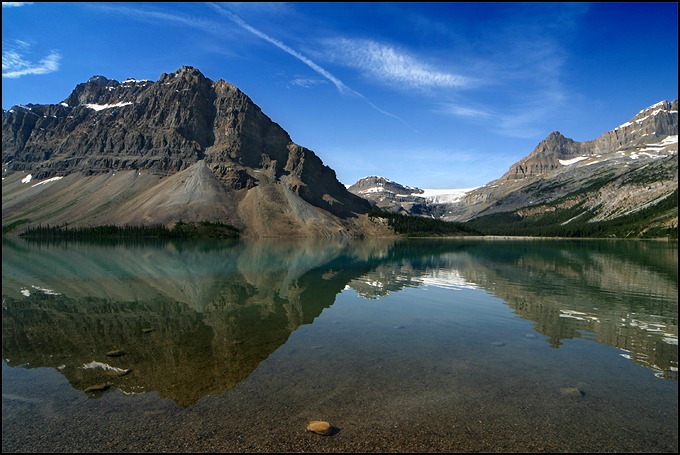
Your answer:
2,237 -> 677,407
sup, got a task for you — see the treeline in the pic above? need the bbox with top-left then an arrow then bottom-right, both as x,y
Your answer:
18,220 -> 240,240
368,188 -> 677,239
467,189 -> 678,239
368,207 -> 481,237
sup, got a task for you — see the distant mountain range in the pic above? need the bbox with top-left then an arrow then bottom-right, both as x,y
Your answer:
347,176 -> 477,217
349,100 -> 678,238
2,66 -> 677,238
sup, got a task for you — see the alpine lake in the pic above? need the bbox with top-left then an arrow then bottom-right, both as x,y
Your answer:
2,236 -> 677,453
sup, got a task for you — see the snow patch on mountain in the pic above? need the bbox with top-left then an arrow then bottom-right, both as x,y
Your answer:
559,156 -> 590,166
84,102 -> 133,111
615,102 -> 678,131
421,188 -> 478,203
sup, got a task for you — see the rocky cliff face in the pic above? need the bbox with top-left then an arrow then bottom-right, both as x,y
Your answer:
441,100 -> 678,234
347,176 -> 475,217
2,66 -> 384,238
501,101 -> 678,181
347,176 -> 432,215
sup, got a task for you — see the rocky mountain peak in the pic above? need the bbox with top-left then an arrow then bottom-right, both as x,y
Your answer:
538,131 -> 577,155
86,75 -> 114,86
631,100 -> 677,122
501,131 -> 580,180
159,65 -> 209,85
546,130 -> 565,140
501,100 -> 678,181
348,176 -> 423,196
438,99 -> 678,233
2,66 -> 377,238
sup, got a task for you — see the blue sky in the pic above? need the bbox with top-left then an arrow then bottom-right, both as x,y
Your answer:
2,2 -> 678,189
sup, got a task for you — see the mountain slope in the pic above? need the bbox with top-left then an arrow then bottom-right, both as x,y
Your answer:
349,100 -> 677,238
437,101 -> 678,237
2,67 -> 385,238
446,101 -> 677,227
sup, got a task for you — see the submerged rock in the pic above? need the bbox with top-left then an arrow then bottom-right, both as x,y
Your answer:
105,368 -> 132,377
560,387 -> 585,397
105,350 -> 126,357
306,420 -> 333,436
84,383 -> 111,393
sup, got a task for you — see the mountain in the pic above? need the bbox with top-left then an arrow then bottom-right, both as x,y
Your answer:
2,66 -> 386,238
347,176 -> 429,215
347,175 -> 476,217
350,100 -> 678,238
450,101 -> 677,220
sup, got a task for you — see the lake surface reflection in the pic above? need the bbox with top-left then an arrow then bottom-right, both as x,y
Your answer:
2,237 -> 678,452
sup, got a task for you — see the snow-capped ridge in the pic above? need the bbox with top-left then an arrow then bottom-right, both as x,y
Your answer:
616,100 -> 677,131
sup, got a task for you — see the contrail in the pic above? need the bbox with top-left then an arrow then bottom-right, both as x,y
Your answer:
208,3 -> 409,126
209,4 -> 351,95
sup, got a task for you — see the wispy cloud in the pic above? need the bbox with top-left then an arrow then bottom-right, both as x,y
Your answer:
2,41 -> 60,78
288,76 -> 327,89
208,3 -> 408,125
209,3 -> 355,96
91,3 -> 223,35
439,98 -> 566,140
323,38 -> 472,91
2,2 -> 33,7
437,103 -> 494,120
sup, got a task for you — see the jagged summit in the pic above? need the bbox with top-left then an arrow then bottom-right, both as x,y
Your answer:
500,100 -> 677,181
1,67 -> 380,238
86,75 -> 113,85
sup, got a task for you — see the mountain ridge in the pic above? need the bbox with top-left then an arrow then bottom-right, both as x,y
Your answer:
2,66 -> 677,239
348,100 -> 677,237
2,66 -> 387,238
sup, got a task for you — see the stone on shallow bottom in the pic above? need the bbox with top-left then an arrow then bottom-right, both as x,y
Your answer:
560,387 -> 584,397
105,368 -> 132,377
306,420 -> 333,435
84,383 -> 111,393
105,350 -> 126,357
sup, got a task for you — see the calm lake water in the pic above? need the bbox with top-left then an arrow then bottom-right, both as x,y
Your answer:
2,237 -> 677,452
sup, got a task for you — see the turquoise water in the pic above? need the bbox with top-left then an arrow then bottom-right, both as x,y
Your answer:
2,237 -> 677,452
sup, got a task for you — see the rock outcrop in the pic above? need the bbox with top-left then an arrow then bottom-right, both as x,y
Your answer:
347,176 -> 430,215
2,66 -> 384,238
441,100 -> 678,234
501,101 -> 678,181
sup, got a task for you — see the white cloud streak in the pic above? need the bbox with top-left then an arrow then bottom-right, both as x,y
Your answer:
92,3 -> 223,35
208,3 -> 408,125
209,3 -> 354,96
324,38 -> 471,91
2,41 -> 60,78
437,103 -> 494,120
2,2 -> 33,7
288,76 -> 327,88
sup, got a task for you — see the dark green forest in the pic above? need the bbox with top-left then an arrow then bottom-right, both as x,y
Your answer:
16,220 -> 240,240
368,208 -> 481,237
367,189 -> 677,239
465,189 -> 677,239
